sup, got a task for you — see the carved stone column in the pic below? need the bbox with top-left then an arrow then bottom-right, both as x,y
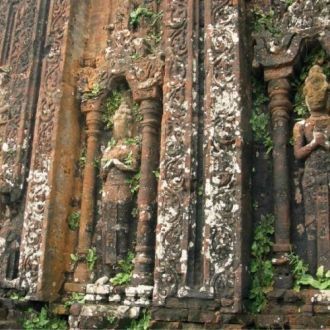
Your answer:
74,97 -> 103,283
132,96 -> 162,286
267,77 -> 292,288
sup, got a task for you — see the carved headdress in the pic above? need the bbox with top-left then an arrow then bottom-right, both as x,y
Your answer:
303,65 -> 329,112
113,97 -> 134,140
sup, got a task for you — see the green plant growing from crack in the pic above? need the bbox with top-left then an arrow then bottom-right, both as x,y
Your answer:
64,292 -> 85,309
68,211 -> 80,231
287,253 -> 330,291
110,251 -> 134,286
10,292 -> 27,302
103,90 -> 122,130
251,7 -> 281,37
250,78 -> 273,154
127,171 -> 141,195
129,5 -> 163,49
22,307 -> 67,330
82,82 -> 102,101
128,310 -> 151,330
248,214 -> 275,313
86,247 -> 98,271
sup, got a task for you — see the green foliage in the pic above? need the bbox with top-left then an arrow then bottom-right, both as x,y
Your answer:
10,292 -> 27,302
23,307 -> 67,330
70,253 -> 79,267
103,91 -> 140,129
93,157 -> 101,169
288,253 -> 330,291
79,147 -> 87,169
250,78 -> 273,153
106,315 -> 117,325
280,0 -> 294,6
124,151 -> 134,166
131,207 -> 139,218
124,137 -> 141,146
251,7 -> 281,37
107,138 -> 117,149
110,251 -> 134,286
153,170 -> 160,179
82,83 -> 102,101
127,171 -> 141,194
129,6 -> 162,30
293,49 -> 330,120
131,52 -> 142,60
1,65 -> 12,73
133,102 -> 143,122
103,90 -> 122,130
249,214 -> 275,313
129,5 -> 163,49
128,311 -> 151,330
64,292 -> 85,309
86,247 -> 98,271
68,211 -> 80,231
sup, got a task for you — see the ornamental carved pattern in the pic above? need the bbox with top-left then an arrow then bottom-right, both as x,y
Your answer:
0,0 -> 38,198
154,0 -> 196,304
203,0 -> 240,302
18,0 -> 69,295
82,0 -> 164,99
0,1 -> 8,54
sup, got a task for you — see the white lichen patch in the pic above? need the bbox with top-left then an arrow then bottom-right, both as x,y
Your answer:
18,156 -> 51,294
203,5 -> 241,295
283,0 -> 330,31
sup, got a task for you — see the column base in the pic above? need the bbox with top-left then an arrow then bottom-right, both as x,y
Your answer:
73,261 -> 90,284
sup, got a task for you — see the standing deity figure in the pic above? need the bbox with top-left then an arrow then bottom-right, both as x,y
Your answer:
100,97 -> 140,271
293,65 -> 330,274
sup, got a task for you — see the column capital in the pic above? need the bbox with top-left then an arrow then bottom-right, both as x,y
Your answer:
268,78 -> 292,120
126,56 -> 164,103
80,95 -> 105,114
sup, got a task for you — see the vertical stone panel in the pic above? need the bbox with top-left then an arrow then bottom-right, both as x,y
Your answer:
154,0 -> 198,305
202,0 -> 250,311
19,0 -> 84,300
154,0 -> 251,312
0,0 -> 39,198
0,0 -> 50,286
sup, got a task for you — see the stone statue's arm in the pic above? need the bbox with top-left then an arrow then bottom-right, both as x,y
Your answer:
293,122 -> 319,160
128,146 -> 140,172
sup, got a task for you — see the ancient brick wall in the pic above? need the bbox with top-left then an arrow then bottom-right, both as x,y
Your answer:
0,0 -> 329,329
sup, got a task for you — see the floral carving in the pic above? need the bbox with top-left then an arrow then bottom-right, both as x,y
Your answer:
154,0 -> 196,304
0,0 -> 38,199
203,1 -> 241,305
18,0 -> 69,295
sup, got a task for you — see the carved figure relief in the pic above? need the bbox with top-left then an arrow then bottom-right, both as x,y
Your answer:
293,65 -> 330,273
100,94 -> 140,272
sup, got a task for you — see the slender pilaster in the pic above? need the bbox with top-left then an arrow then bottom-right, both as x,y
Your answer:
74,97 -> 103,283
132,98 -> 161,286
268,78 -> 292,288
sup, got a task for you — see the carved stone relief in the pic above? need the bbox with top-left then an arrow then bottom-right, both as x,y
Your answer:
153,0 -> 196,304
252,0 -> 330,290
100,94 -> 141,270
72,0 -> 164,288
0,0 -> 49,291
154,0 -> 249,311
293,65 -> 330,274
19,0 -> 70,296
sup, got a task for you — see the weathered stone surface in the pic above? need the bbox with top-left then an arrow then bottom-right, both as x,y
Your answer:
0,0 -> 329,328
153,0 -> 252,314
